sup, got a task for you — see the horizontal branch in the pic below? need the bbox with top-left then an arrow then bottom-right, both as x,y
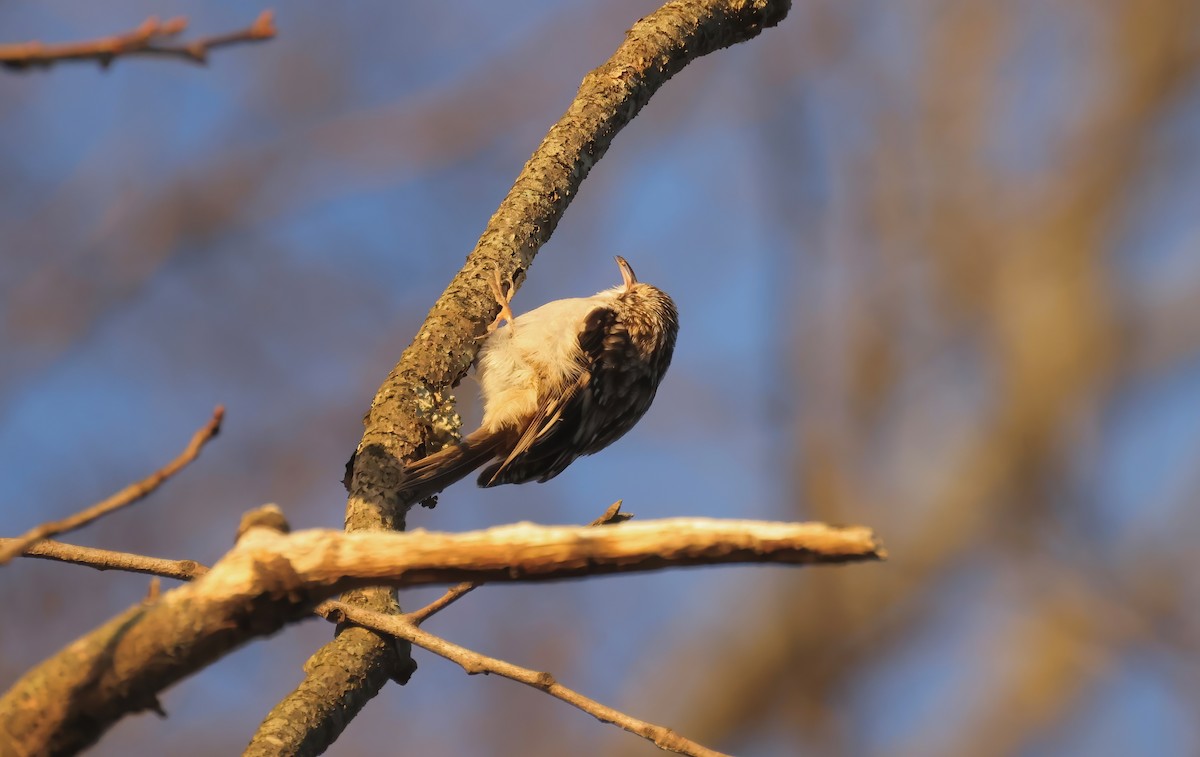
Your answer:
0,537 -> 209,581
0,517 -> 881,755
0,12 -> 275,71
404,500 -> 630,625
217,518 -> 884,592
0,406 -> 224,565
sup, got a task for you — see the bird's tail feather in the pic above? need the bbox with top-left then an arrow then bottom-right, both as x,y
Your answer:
399,429 -> 507,502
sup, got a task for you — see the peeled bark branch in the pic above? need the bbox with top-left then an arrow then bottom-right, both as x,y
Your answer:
0,517 -> 878,756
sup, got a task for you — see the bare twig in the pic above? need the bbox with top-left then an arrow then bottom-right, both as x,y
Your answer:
403,580 -> 479,626
322,600 -> 729,757
0,406 -> 224,565
0,537 -> 209,581
588,500 -> 636,527
405,501 -> 632,625
0,12 -> 275,71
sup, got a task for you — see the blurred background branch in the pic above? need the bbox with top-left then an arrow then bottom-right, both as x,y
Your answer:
0,11 -> 276,71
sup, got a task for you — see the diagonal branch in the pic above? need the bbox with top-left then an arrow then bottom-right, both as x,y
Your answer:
0,11 -> 275,71
321,600 -> 731,757
0,516 -> 881,756
259,2 -> 794,754
0,406 -> 224,565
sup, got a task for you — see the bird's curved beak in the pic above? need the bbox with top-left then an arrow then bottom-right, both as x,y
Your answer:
615,256 -> 637,289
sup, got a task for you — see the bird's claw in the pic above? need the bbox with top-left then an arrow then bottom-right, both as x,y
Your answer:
487,269 -> 517,334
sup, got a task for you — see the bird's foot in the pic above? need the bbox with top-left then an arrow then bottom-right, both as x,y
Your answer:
487,269 -> 517,334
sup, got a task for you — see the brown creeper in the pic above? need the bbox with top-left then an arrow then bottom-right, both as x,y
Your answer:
400,256 -> 679,501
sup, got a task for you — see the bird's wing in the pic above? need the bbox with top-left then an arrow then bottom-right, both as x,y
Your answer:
479,305 -> 657,486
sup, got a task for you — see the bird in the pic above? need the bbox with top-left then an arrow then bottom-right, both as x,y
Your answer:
399,256 -> 679,502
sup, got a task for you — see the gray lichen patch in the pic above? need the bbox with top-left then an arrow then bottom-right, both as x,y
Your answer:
413,384 -> 462,450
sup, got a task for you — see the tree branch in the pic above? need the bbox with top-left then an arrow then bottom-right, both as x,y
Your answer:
0,406 -> 224,565
321,600 -> 731,757
5,507 -> 704,750
0,516 -> 880,756
404,500 -> 632,625
209,518 -> 885,590
0,506 -> 744,756
260,1 -> 794,753
0,12 -> 276,71
0,537 -> 209,581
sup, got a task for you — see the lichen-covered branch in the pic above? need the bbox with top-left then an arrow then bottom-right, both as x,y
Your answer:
352,0 -> 794,500
263,1 -> 793,754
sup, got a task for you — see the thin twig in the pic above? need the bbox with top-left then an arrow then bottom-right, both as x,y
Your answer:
0,11 -> 275,71
0,406 -> 224,565
403,582 -> 479,625
322,600 -> 729,757
0,538 -> 209,581
404,501 -> 633,625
